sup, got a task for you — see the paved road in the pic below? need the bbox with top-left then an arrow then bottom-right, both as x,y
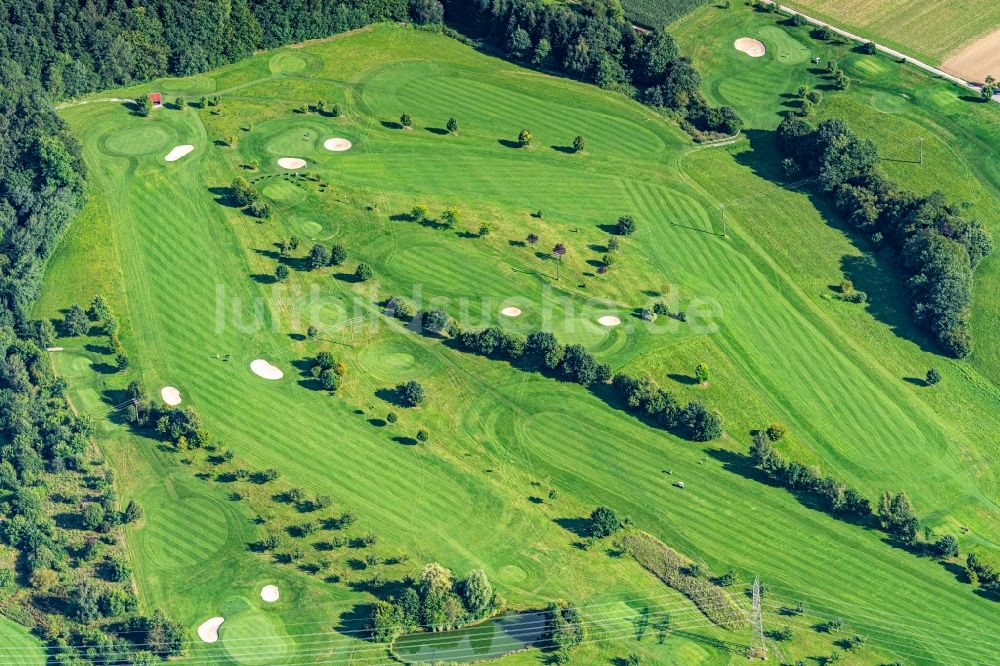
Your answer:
762,1 -> 1000,104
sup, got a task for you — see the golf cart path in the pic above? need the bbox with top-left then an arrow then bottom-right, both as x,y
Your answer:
761,1 -> 1000,104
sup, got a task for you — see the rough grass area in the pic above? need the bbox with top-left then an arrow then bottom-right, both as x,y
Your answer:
620,531 -> 747,630
622,0 -> 713,28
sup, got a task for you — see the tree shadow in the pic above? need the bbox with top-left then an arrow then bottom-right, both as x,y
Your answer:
550,145 -> 576,154
553,516 -> 592,539
209,186 -> 239,207
667,373 -> 699,385
250,273 -> 277,284
498,138 -> 523,149
380,120 -> 403,130
391,435 -> 417,446
368,418 -> 387,427
425,127 -> 449,135
596,223 -> 618,235
903,376 -> 928,387
375,387 -> 406,407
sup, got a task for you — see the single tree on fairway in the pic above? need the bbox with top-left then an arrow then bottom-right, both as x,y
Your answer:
981,75 -> 997,101
926,368 -> 941,385
411,205 -> 428,222
330,243 -> 347,265
386,412 -> 398,425
307,326 -> 317,339
307,244 -> 331,270
441,207 -> 460,228
275,264 -> 289,282
526,233 -> 539,245
695,363 -> 710,384
400,113 -> 412,129
397,380 -> 424,407
615,215 -> 636,235
175,96 -> 186,109
355,263 -> 374,281
227,134 -> 238,148
572,135 -> 585,152
64,304 -> 90,336
552,243 -> 566,280
446,116 -> 458,133
590,506 -> 622,538
518,128 -> 532,147
331,103 -> 342,117
416,429 -> 428,443
137,96 -> 153,116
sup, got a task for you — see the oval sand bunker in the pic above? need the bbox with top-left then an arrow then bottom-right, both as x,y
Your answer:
734,38 -> 766,58
324,138 -> 352,152
250,359 -> 284,380
261,585 -> 280,602
164,145 -> 195,162
500,307 -> 522,317
160,386 -> 182,406
598,316 -> 622,327
197,617 -> 224,643
277,157 -> 307,169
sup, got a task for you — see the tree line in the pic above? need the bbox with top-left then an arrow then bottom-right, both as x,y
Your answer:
746,426 -> 1000,598
777,116 -> 992,357
382,304 -> 725,441
441,0 -> 742,140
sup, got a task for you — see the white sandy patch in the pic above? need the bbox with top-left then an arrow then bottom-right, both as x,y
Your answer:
598,316 -> 622,327
500,307 -> 522,317
197,617 -> 224,643
277,157 -> 307,169
164,145 -> 195,162
160,386 -> 182,406
323,138 -> 352,152
734,38 -> 766,58
46,346 -> 64,352
250,359 -> 284,380
261,585 -> 280,602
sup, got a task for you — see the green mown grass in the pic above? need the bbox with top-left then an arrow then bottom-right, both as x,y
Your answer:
0,618 -> 45,665
36,15 -> 1000,665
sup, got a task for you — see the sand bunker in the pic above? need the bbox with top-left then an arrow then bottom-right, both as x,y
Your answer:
250,359 -> 284,380
46,346 -> 64,352
500,307 -> 522,317
277,157 -> 307,169
598,316 -> 622,327
323,138 -> 352,152
160,386 -> 182,406
197,617 -> 224,643
734,38 -> 766,58
261,585 -> 280,602
164,145 -> 195,162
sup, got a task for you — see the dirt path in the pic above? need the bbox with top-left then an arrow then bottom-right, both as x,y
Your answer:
761,1 -> 999,103
55,97 -> 135,110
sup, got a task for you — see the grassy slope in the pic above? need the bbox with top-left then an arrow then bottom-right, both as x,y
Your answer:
36,16 -> 1000,665
0,617 -> 45,665
778,0 -> 1000,65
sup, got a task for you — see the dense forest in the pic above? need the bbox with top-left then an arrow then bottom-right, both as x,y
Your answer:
777,116 -> 992,357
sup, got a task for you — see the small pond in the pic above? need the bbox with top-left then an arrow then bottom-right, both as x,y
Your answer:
390,611 -> 547,664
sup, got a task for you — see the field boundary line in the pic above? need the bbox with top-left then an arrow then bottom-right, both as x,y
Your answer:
760,1 -> 1000,103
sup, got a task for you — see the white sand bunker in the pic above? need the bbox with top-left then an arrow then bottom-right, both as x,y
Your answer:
250,359 -> 284,380
734,38 -> 766,58
323,138 -> 352,152
277,157 -> 307,169
197,617 -> 224,643
164,145 -> 195,162
500,307 -> 522,317
160,386 -> 182,406
598,316 -> 622,327
260,585 -> 280,602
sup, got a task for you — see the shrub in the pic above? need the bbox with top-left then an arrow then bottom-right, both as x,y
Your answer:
615,215 -> 636,235
397,380 -> 424,407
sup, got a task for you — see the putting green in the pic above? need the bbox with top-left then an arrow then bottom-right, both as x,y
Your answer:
357,339 -> 436,381
104,125 -> 171,156
221,609 -> 290,666
758,25 -> 810,65
847,56 -> 891,80
871,91 -> 910,113
265,127 -> 319,156
143,496 -> 231,569
294,219 -> 324,237
269,51 -> 308,74
260,179 -> 307,204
